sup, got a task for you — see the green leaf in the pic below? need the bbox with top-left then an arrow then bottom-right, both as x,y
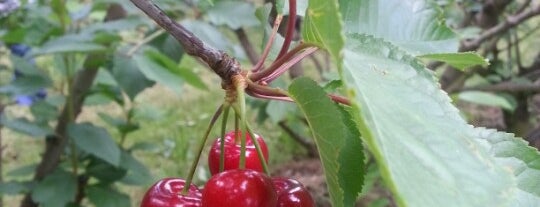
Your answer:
337,106 -> 365,206
0,75 -> 51,96
303,0 -> 344,69
133,51 -> 184,94
340,0 -> 458,55
31,101 -> 59,123
341,34 -> 538,206
181,20 -> 243,58
112,53 -> 154,100
146,50 -> 208,91
67,123 -> 121,166
7,164 -> 37,177
473,128 -> 540,205
86,185 -> 131,207
458,91 -> 515,111
31,169 -> 76,207
207,1 -> 260,29
31,35 -> 106,56
419,52 -> 489,71
119,150 -> 152,185
0,116 -> 52,138
289,77 -> 345,207
0,181 -> 32,195
86,157 -> 127,184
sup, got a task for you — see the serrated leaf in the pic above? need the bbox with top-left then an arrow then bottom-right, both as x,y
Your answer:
303,0 -> 344,69
289,77 -> 345,207
337,106 -> 365,206
474,128 -> 540,205
0,116 -> 52,137
67,123 -> 121,166
31,169 -> 76,207
207,1 -> 260,29
419,52 -> 489,70
86,185 -> 131,207
340,0 -> 458,55
145,50 -> 208,91
458,91 -> 515,111
341,34 -> 540,206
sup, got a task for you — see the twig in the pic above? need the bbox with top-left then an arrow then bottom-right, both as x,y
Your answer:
462,82 -> 540,93
127,29 -> 165,57
278,121 -> 317,157
234,28 -> 259,65
462,4 -> 540,51
516,0 -> 532,14
130,0 -> 240,84
19,5 -> 126,207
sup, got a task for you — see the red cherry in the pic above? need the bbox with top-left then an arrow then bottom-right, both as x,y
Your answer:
201,169 -> 277,207
272,177 -> 315,207
141,178 -> 202,207
208,131 -> 269,175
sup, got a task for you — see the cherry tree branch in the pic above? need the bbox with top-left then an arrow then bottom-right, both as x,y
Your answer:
462,4 -> 540,51
130,0 -> 240,84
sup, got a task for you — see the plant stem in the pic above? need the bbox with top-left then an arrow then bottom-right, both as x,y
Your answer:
250,43 -> 315,82
182,105 -> 223,195
127,29 -> 165,57
276,0 -> 297,59
232,76 -> 247,169
244,123 -> 270,174
219,106 -> 230,173
261,47 -> 318,83
252,15 -> 283,72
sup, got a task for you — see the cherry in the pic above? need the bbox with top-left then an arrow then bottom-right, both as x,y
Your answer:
272,177 -> 315,207
208,131 -> 269,175
141,178 -> 202,207
201,169 -> 277,207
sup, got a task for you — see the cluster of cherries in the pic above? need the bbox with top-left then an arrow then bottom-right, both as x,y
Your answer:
141,131 -> 315,207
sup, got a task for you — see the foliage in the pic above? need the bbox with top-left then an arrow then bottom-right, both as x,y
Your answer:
1,0 -> 540,207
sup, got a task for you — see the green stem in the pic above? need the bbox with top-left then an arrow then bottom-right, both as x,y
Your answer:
233,85 -> 248,170
65,55 -> 78,176
245,123 -> 270,174
182,105 -> 223,195
219,106 -> 230,173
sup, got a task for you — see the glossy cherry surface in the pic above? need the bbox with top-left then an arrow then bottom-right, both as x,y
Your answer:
141,178 -> 202,207
208,131 -> 269,175
272,177 -> 315,207
201,169 -> 277,207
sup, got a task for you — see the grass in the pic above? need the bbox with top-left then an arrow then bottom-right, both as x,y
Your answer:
0,69 -> 306,206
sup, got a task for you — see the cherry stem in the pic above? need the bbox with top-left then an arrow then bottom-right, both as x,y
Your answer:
219,105 -> 230,173
261,47 -> 319,83
250,43 -> 315,82
244,122 -> 270,174
246,81 -> 351,105
252,15 -> 283,72
246,91 -> 295,102
232,76 -> 248,170
276,0 -> 297,59
182,104 -> 223,195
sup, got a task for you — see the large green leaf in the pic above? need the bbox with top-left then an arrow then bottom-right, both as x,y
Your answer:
145,50 -> 208,91
474,128 -> 540,205
67,123 -> 121,166
340,34 -> 540,206
289,77 -> 346,207
303,0 -> 344,68
339,0 -> 458,55
133,51 -> 185,94
31,169 -> 77,207
0,116 -> 52,138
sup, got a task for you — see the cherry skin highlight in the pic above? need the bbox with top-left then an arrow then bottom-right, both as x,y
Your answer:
201,169 -> 277,207
272,177 -> 315,207
140,178 -> 202,207
208,131 -> 269,175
